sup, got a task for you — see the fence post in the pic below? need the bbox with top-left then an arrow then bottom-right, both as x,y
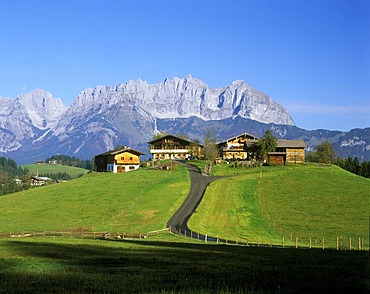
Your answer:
282,236 -> 284,248
295,237 -> 298,248
217,235 -> 219,244
349,237 -> 352,250
205,234 -> 208,243
336,236 -> 339,250
309,237 -> 312,249
322,237 -> 325,250
358,237 -> 361,250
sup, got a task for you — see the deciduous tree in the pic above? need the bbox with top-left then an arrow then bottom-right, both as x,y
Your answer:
256,130 -> 277,163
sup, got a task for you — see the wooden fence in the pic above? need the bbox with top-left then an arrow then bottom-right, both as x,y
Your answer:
171,227 -> 368,251
0,228 -> 367,251
0,228 -> 171,240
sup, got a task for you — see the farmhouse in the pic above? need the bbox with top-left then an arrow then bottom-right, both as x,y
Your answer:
217,132 -> 259,161
272,139 -> 307,164
94,147 -> 145,173
30,176 -> 53,186
217,132 -> 307,165
148,134 -> 203,160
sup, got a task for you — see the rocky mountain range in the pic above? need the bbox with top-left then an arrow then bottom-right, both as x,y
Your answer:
0,76 -> 369,164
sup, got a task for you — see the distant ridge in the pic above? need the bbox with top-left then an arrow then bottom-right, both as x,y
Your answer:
0,76 -> 368,163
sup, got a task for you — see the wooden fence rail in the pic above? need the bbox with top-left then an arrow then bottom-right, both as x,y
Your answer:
0,229 -> 367,251
169,227 -> 368,251
0,228 -> 171,240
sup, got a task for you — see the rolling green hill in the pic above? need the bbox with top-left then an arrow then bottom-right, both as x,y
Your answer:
23,163 -> 90,178
189,163 -> 369,249
0,165 -> 190,232
0,162 -> 368,292
1,162 -> 368,249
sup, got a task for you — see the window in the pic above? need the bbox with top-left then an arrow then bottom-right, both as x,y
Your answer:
130,157 -> 133,160
121,157 -> 124,160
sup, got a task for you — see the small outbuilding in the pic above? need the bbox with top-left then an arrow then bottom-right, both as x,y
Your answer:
94,147 -> 145,173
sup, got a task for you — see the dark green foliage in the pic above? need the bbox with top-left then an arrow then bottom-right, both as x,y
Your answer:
338,156 -> 370,178
0,157 -> 29,196
38,172 -> 84,181
256,130 -> 277,162
45,155 -> 94,170
316,141 -> 337,164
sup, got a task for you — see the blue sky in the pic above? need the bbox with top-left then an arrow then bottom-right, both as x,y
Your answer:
0,0 -> 369,131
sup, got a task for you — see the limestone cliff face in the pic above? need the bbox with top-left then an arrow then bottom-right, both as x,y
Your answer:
68,74 -> 295,125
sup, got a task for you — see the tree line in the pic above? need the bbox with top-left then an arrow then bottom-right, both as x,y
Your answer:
306,141 -> 369,178
45,155 -> 94,170
0,157 -> 30,196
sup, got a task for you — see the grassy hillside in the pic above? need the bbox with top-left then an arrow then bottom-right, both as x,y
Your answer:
0,161 -> 368,292
188,163 -> 369,249
23,163 -> 89,178
0,165 -> 190,232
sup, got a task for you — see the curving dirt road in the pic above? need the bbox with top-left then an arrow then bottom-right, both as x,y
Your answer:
166,161 -> 225,241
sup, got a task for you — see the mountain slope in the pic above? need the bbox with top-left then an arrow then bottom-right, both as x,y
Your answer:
0,76 -> 368,163
0,89 -> 66,153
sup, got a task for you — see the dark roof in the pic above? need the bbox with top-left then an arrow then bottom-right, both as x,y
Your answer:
148,134 -> 203,146
217,132 -> 259,145
96,147 -> 145,157
277,139 -> 307,148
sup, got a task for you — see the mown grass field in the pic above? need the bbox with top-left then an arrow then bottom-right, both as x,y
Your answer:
23,163 -> 89,178
0,165 -> 190,232
0,236 -> 367,293
0,161 -> 368,292
189,163 -> 369,249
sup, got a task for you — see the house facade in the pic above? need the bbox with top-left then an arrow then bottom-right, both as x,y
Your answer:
217,132 -> 307,165
30,176 -> 53,186
217,132 -> 259,161
94,147 -> 145,173
273,139 -> 307,164
148,135 -> 203,160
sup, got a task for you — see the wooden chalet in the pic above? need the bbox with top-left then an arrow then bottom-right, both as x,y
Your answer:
148,134 -> 203,160
218,132 -> 307,165
270,139 -> 307,164
94,147 -> 145,173
217,132 -> 259,160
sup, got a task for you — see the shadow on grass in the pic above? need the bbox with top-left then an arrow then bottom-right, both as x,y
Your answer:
0,238 -> 368,293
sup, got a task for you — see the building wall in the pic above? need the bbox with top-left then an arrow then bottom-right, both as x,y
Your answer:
269,155 -> 285,165
286,148 -> 305,163
150,136 -> 202,160
115,151 -> 141,165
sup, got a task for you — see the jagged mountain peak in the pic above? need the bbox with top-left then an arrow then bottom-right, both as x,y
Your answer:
66,75 -> 295,125
15,89 -> 66,129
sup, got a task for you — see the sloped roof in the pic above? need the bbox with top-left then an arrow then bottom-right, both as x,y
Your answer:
277,139 -> 307,148
96,147 -> 145,157
148,134 -> 203,146
217,132 -> 259,145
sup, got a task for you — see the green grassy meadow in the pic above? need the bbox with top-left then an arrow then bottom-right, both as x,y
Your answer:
23,163 -> 89,178
0,236 -> 367,293
0,161 -> 368,292
189,163 -> 369,249
0,165 -> 190,232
